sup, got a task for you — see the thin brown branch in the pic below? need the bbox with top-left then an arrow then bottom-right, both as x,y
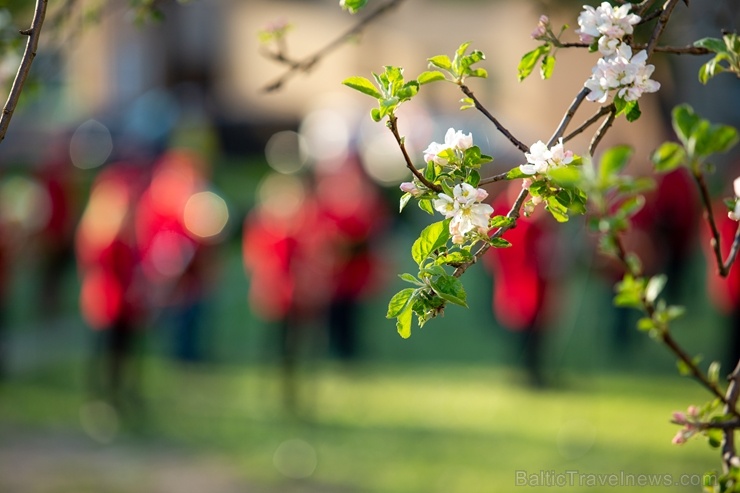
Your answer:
723,360 -> 740,473
553,42 -> 709,56
646,0 -> 682,58
588,107 -> 616,156
387,115 -> 442,193
459,84 -> 529,154
478,170 -> 511,186
548,87 -> 591,146
694,171 -> 729,277
723,224 -> 740,274
262,0 -> 407,92
0,0 -> 47,144
563,104 -> 615,144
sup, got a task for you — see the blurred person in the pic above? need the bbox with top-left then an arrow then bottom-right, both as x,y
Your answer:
243,172 -> 330,412
135,147 -> 222,363
75,162 -> 149,408
483,182 -> 563,387
314,153 -> 389,361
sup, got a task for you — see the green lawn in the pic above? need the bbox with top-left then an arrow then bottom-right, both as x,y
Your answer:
0,358 -> 720,492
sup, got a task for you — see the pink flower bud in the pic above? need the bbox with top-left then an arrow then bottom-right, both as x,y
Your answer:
400,182 -> 422,197
671,431 -> 686,445
475,188 -> 489,202
687,405 -> 699,418
672,412 -> 687,424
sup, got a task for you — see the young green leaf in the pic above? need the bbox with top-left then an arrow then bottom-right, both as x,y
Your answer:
652,142 -> 686,172
387,288 -> 417,318
540,54 -> 555,80
342,76 -> 383,99
417,70 -> 446,85
411,221 -> 450,265
340,0 -> 368,14
396,306 -> 413,339
598,145 -> 633,183
517,45 -> 549,82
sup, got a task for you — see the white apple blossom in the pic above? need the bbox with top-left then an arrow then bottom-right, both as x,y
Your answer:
577,2 -> 640,50
519,139 -> 574,175
584,44 -> 660,103
729,177 -> 740,221
434,183 -> 493,239
423,128 -> 474,165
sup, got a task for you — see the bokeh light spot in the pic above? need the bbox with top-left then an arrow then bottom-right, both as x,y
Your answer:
273,439 -> 318,479
69,119 -> 114,170
184,191 -> 229,240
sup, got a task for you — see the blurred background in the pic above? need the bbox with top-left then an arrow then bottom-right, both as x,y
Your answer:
0,0 -> 739,491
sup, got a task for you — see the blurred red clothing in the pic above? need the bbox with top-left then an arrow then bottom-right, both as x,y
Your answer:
76,164 -> 147,330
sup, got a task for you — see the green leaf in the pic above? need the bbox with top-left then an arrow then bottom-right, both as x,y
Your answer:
396,306 -> 413,339
460,97 -> 475,110
517,45 -> 549,82
694,37 -> 729,54
387,288 -> 416,318
417,70 -> 446,85
704,125 -> 738,155
540,54 -> 555,80
506,167 -> 528,180
399,192 -> 412,213
437,250 -> 473,265
490,215 -> 515,229
339,0 -> 368,13
418,199 -> 435,215
428,55 -> 452,71
599,145 -> 633,183
637,317 -> 656,331
342,76 -> 383,99
652,142 -> 686,172
370,108 -> 382,122
547,166 -> 581,187
545,195 -> 569,222
411,221 -> 450,265
672,104 -> 701,150
708,361 -> 721,385
429,274 -> 468,307
489,237 -> 512,248
399,273 -> 421,285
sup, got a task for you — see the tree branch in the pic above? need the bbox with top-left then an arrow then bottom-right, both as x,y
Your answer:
723,361 -> 740,473
548,87 -> 591,146
0,0 -> 48,144
478,170 -> 511,186
588,106 -> 616,156
459,84 -> 529,154
261,0 -> 407,92
646,0 -> 682,58
563,104 -> 616,144
387,115 -> 442,193
693,170 -> 731,277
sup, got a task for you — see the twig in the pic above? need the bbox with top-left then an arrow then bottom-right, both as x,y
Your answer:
0,0 -> 48,144
694,171 -> 730,277
553,42 -> 709,56
723,360 -> 740,473
261,0 -> 407,92
646,0 -> 682,58
563,104 -> 615,143
478,170 -> 511,186
387,115 -> 442,193
548,87 -> 591,146
723,224 -> 740,274
588,107 -> 616,156
459,84 -> 529,154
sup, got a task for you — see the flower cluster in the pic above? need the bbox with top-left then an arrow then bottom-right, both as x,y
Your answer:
728,177 -> 740,221
423,127 -> 474,166
519,139 -> 574,176
671,406 -> 700,445
576,2 -> 659,104
584,44 -> 660,103
433,183 -> 493,244
531,15 -> 549,40
577,2 -> 640,56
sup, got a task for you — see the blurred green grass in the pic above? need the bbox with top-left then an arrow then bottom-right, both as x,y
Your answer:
0,359 -> 719,492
